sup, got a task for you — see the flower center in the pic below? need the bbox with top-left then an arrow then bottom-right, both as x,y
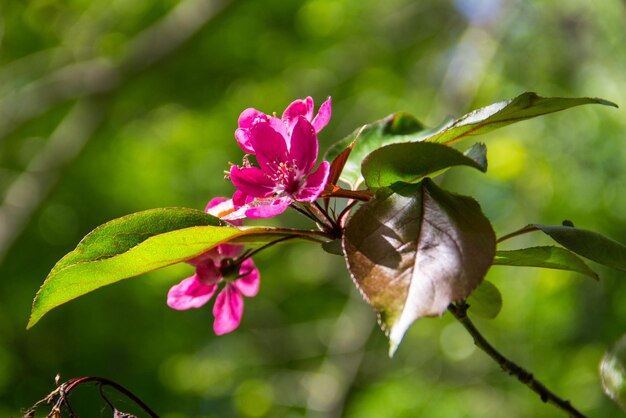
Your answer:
267,158 -> 301,195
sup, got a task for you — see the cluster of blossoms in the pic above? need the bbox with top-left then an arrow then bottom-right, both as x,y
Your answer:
167,97 -> 332,334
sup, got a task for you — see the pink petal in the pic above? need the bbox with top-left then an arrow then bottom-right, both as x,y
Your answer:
194,261 -> 222,285
311,97 -> 332,133
235,128 -> 256,154
294,161 -> 330,202
213,284 -> 244,335
232,190 -> 251,208
282,97 -> 314,128
206,197 -> 243,226
206,197 -> 229,211
250,123 -> 289,170
244,197 -> 292,218
268,116 -> 289,143
230,165 -> 276,198
217,243 -> 243,259
233,258 -> 260,297
236,108 -> 269,153
238,108 -> 268,129
290,117 -> 318,175
167,275 -> 217,310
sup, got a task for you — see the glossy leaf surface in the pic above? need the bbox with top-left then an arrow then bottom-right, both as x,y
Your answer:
494,246 -> 599,279
323,112 -> 430,189
361,141 -> 487,190
29,209 -> 326,328
343,180 -> 495,355
422,92 -> 617,145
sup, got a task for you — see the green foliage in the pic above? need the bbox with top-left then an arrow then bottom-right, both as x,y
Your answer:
3,0 -> 625,412
493,246 -> 599,280
532,224 -> 626,272
49,208 -> 225,275
28,209 -> 325,329
361,141 -> 487,190
342,180 -> 495,356
422,92 -> 617,145
323,113 -> 429,189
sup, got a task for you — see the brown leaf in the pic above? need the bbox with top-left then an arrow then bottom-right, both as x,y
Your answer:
343,179 -> 495,355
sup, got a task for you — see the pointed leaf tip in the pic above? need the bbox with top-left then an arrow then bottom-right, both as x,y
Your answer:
423,92 -> 618,145
28,208 -> 326,329
343,180 -> 495,353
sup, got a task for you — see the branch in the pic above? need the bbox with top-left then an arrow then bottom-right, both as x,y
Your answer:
448,302 -> 589,418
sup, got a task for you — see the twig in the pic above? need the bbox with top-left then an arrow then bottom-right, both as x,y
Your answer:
448,302 -> 589,418
496,224 -> 538,243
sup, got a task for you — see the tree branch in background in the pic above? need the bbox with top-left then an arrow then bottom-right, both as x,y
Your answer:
0,0 -> 230,260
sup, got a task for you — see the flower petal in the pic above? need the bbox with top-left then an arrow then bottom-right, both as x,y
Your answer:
167,275 -> 217,310
290,117 -> 318,175
235,128 -> 256,154
294,161 -> 330,202
311,97 -> 332,133
230,165 -> 276,198
213,284 -> 244,335
282,96 -> 314,130
244,197 -> 292,218
217,243 -> 243,259
268,116 -> 289,143
238,108 -> 268,129
236,108 -> 269,153
250,123 -> 289,169
194,261 -> 222,285
206,197 -> 229,212
233,258 -> 260,297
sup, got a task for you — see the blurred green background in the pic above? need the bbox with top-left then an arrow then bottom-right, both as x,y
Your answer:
1,0 -> 626,416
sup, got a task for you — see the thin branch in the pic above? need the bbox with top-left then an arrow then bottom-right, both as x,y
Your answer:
448,302 -> 589,418
65,377 -> 159,418
237,236 -> 298,262
496,224 -> 539,243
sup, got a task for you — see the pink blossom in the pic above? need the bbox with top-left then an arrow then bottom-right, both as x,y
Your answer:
230,117 -> 330,218
235,96 -> 332,154
167,198 -> 260,335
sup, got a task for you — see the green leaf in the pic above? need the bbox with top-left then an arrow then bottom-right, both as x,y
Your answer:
422,92 -> 617,145
50,208 -> 225,276
466,280 -> 502,319
342,179 -> 495,356
361,141 -> 487,190
601,333 -> 626,412
323,112 -> 431,189
532,224 -> 626,272
28,209 -> 327,329
493,246 -> 599,279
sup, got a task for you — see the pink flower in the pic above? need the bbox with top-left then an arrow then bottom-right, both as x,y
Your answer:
230,116 -> 330,218
235,96 -> 332,154
167,198 -> 260,335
